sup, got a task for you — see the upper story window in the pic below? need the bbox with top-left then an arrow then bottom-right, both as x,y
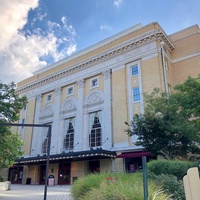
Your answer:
42,123 -> 51,154
89,111 -> 102,147
66,86 -> 74,96
21,118 -> 25,129
23,105 -> 27,110
64,117 -> 75,150
131,65 -> 138,76
46,93 -> 52,103
133,87 -> 140,102
90,77 -> 99,88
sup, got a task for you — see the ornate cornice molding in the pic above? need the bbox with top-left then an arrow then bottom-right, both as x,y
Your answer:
17,28 -> 174,94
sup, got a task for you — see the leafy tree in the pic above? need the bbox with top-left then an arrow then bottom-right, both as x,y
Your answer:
125,76 -> 200,160
0,82 -> 27,168
174,75 -> 200,120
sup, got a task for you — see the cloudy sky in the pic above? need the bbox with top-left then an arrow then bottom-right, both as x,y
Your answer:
0,0 -> 200,84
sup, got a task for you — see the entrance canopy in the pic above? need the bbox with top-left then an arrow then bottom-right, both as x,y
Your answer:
17,149 -> 116,165
116,151 -> 151,158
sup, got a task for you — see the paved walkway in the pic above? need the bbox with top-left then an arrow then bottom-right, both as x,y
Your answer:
0,184 -> 73,200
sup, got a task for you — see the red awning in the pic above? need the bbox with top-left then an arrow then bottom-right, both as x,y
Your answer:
116,151 -> 151,158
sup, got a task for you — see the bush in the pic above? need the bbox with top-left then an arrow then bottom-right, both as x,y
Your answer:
0,175 -> 4,182
149,173 -> 185,200
71,172 -> 171,200
147,159 -> 197,180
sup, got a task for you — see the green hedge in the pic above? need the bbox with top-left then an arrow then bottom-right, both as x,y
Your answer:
147,159 -> 197,180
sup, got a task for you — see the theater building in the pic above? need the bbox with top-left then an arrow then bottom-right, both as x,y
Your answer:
5,22 -> 200,184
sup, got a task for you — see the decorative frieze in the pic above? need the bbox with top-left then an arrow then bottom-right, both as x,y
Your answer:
17,28 -> 174,94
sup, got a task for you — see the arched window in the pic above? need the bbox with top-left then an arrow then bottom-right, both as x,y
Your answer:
89,111 -> 102,147
64,118 -> 75,150
42,123 -> 51,154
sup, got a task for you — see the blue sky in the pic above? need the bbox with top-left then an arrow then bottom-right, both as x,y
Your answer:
0,0 -> 200,84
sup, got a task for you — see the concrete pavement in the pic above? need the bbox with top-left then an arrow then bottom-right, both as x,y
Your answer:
0,184 -> 73,200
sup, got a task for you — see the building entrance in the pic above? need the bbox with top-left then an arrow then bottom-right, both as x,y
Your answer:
8,166 -> 23,183
39,165 -> 46,184
58,163 -> 71,185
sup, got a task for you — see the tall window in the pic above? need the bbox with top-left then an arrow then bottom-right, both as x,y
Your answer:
89,111 -> 102,147
64,118 -> 75,150
133,87 -> 140,102
21,118 -> 25,129
42,123 -> 51,154
131,65 -> 138,76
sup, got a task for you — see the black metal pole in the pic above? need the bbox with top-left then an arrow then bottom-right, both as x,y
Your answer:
44,126 -> 52,200
0,123 -> 52,200
142,156 -> 148,200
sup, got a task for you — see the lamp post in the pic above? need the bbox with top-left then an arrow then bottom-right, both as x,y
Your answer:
0,123 -> 52,200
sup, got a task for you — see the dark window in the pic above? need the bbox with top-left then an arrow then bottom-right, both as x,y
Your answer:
89,112 -> 102,147
42,124 -> 51,154
64,119 -> 74,150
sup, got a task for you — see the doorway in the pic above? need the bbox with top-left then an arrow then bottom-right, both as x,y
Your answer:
39,165 -> 46,184
89,160 -> 100,173
8,166 -> 23,184
58,163 -> 71,185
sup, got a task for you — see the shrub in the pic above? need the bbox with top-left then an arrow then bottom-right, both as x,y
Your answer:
147,159 -> 197,180
71,172 -> 171,200
0,175 -> 4,182
149,173 -> 185,200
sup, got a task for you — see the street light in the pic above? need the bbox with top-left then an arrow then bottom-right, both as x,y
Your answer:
0,123 -> 52,200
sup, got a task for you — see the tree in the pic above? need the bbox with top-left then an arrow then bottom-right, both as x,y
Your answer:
125,76 -> 200,160
174,74 -> 200,120
0,82 -> 27,168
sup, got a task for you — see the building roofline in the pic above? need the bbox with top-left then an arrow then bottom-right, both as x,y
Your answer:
33,23 -> 143,75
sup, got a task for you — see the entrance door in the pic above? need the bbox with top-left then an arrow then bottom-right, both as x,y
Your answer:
8,167 -> 23,184
58,163 -> 71,185
89,160 -> 100,173
39,165 -> 46,184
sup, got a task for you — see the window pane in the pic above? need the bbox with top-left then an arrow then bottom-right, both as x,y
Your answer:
89,111 -> 102,147
64,118 -> 74,150
133,87 -> 140,102
132,65 -> 138,76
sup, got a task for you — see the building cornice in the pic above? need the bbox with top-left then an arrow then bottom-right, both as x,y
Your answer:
17,28 -> 174,94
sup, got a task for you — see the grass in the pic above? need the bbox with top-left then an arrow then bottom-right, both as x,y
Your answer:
71,172 -> 172,200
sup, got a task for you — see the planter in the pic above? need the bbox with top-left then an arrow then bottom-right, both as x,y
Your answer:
0,181 -> 11,191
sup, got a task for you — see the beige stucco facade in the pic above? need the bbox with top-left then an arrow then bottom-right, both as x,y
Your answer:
5,22 -> 200,185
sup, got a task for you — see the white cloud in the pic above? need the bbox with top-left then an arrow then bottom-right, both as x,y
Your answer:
114,0 -> 123,7
100,25 -> 113,31
0,0 -> 77,84
0,0 -> 39,51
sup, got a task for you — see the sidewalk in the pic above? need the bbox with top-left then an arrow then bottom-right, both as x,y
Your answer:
0,184 -> 73,200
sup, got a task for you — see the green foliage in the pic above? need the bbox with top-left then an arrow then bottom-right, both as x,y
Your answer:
0,127 -> 23,168
0,175 -> 4,182
0,82 -> 27,122
174,74 -> 200,119
147,159 -> 197,180
0,81 -> 27,168
125,75 -> 200,159
147,159 -> 198,199
71,172 -> 172,200
149,173 -> 185,200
